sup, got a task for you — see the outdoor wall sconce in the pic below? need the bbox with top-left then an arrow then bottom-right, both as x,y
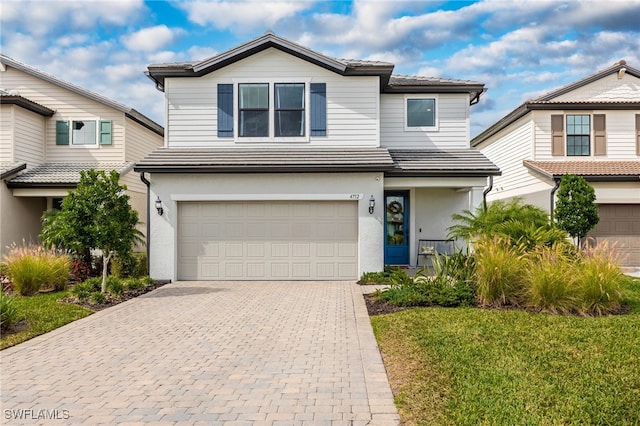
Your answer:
155,196 -> 164,216
368,195 -> 375,214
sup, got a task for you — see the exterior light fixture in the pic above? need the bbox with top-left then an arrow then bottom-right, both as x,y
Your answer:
155,196 -> 164,216
368,195 -> 375,214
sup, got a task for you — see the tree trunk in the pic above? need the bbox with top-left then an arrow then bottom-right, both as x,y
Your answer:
101,251 -> 113,293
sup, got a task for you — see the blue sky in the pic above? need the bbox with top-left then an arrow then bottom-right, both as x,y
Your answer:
1,0 -> 639,136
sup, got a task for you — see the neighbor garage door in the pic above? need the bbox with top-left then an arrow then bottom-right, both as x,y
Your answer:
589,204 -> 640,267
178,201 -> 358,280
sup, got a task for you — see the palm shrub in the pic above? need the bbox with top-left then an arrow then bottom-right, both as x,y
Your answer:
448,198 -> 551,243
473,236 -> 527,307
3,244 -> 70,295
526,244 -> 579,314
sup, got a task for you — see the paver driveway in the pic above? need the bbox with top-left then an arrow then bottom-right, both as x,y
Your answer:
1,281 -> 399,425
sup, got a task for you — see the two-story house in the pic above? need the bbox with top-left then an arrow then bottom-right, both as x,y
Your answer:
135,32 -> 499,281
0,55 -> 164,256
473,61 -> 640,267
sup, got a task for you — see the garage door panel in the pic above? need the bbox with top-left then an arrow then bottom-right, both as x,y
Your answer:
178,201 -> 358,280
590,204 -> 640,267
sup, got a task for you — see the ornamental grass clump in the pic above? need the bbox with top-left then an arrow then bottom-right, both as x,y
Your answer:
574,241 -> 624,315
0,291 -> 18,330
3,243 -> 71,295
473,236 -> 527,307
526,245 -> 579,314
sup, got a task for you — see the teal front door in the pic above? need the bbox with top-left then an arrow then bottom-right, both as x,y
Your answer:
384,191 -> 409,265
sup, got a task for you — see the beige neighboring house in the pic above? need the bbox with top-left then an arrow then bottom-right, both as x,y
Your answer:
0,54 -> 164,256
472,61 -> 640,267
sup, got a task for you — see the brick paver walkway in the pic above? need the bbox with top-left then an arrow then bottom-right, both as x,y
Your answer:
0,281 -> 399,425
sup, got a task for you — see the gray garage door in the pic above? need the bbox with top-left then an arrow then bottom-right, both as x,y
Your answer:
178,201 -> 358,280
589,204 -> 640,267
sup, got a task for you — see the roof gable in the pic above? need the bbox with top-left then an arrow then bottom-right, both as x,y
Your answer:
0,54 -> 163,136
472,60 -> 640,146
147,32 -> 394,90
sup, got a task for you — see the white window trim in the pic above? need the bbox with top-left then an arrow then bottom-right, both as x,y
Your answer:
68,118 -> 101,148
232,78 -> 311,143
565,111 -> 593,157
404,94 -> 439,132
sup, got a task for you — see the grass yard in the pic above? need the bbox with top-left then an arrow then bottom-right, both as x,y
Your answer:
371,277 -> 640,425
1,290 -> 93,350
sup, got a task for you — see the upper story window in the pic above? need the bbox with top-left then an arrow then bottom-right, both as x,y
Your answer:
56,120 -> 112,146
239,83 -> 269,137
217,82 -> 326,141
275,83 -> 305,137
566,114 -> 590,156
551,113 -> 606,157
405,95 -> 438,131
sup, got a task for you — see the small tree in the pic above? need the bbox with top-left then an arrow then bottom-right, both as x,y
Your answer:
41,170 -> 142,292
554,174 -> 599,248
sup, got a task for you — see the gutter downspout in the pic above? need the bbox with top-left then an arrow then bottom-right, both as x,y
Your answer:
140,172 -> 151,275
550,178 -> 561,222
482,175 -> 493,210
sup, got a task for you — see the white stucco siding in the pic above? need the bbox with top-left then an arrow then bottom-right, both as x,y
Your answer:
477,114 -> 540,202
165,48 -> 379,148
0,105 -> 14,161
0,184 -> 46,256
1,66 -> 126,163
12,106 -> 45,166
380,93 -> 470,149
147,172 -> 384,281
552,73 -> 640,102
592,182 -> 640,204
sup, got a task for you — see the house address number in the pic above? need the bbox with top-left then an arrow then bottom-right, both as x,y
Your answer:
349,194 -> 363,200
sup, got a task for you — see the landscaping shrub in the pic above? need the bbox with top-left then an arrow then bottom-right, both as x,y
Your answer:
105,277 -> 124,297
526,245 -> 579,314
125,278 -> 146,291
0,291 -> 18,330
89,291 -> 106,304
3,244 -> 71,295
473,236 -> 527,307
360,266 -> 407,285
378,261 -> 476,308
112,252 -> 147,278
574,242 -> 624,315
71,260 -> 91,282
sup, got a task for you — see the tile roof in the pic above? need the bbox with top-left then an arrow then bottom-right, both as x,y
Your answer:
134,148 -> 500,178
7,163 -> 133,187
134,148 -> 395,173
0,162 -> 26,179
388,75 -> 483,87
388,149 -> 500,177
523,160 -> 640,180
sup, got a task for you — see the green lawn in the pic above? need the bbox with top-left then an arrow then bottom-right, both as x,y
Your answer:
1,290 -> 93,350
371,277 -> 640,425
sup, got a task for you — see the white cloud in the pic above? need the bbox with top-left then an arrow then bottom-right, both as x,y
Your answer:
121,25 -> 181,52
0,0 -> 146,36
178,1 -> 313,31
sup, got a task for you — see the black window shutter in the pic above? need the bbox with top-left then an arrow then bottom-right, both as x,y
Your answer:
310,83 -> 326,136
217,84 -> 233,137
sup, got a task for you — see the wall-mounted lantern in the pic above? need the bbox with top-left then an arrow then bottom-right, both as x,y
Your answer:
155,196 -> 164,216
368,195 -> 375,214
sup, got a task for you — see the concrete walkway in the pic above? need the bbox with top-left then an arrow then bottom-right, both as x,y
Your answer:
0,281 -> 399,425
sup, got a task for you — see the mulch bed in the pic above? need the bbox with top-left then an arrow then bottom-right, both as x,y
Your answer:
60,280 -> 169,311
363,292 -> 415,316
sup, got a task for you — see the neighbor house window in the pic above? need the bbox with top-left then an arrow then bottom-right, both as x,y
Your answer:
566,114 -> 590,156
55,120 -> 112,146
239,83 -> 269,137
275,83 -> 305,136
405,95 -> 438,131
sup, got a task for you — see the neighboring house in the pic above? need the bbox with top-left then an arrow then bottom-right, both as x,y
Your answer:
135,32 -> 499,281
0,55 -> 164,256
472,60 -> 640,267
